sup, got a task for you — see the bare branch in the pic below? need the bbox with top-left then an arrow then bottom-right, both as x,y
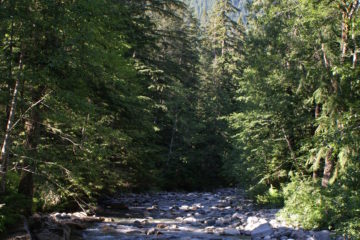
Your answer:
9,90 -> 53,132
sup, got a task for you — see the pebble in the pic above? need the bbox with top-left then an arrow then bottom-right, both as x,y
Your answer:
146,227 -> 157,235
180,205 -> 190,211
183,217 -> 197,223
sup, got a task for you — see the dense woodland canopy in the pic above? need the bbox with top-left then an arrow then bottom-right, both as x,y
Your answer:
0,0 -> 360,237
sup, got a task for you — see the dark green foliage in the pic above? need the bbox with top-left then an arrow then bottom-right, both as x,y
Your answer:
225,0 -> 360,236
1,0 -> 232,219
1,0 -> 360,237
280,177 -> 330,229
248,184 -> 284,208
0,172 -> 28,232
0,0 -> 161,215
280,175 -> 360,237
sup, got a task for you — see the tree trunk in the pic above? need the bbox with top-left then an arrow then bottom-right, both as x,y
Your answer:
167,112 -> 178,166
352,21 -> 358,68
341,12 -> 349,62
313,169 -> 318,181
221,39 -> 225,57
321,148 -> 333,188
0,53 -> 23,194
282,128 -> 296,161
313,104 -> 320,180
315,104 -> 320,119
18,86 -> 44,215
80,113 -> 90,149
340,0 -> 359,63
321,43 -> 329,68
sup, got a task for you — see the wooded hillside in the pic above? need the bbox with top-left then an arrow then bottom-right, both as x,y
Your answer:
0,0 -> 359,238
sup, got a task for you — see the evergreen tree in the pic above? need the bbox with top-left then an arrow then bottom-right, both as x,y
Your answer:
194,0 -> 245,187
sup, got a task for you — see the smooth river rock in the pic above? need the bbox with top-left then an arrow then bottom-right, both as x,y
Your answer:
251,223 -> 274,238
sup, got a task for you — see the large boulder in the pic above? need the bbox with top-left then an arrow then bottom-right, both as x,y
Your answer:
30,215 -> 72,240
33,219 -> 70,240
222,228 -> 240,236
251,223 -> 274,239
245,216 -> 268,231
313,230 -> 331,240
35,227 -> 70,240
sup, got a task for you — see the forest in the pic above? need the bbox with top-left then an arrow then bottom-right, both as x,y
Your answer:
0,0 -> 360,239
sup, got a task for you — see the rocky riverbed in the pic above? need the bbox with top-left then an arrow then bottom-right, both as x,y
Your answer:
5,189 -> 335,240
79,189 -> 332,240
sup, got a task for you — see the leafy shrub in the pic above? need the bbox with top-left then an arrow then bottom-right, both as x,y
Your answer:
0,172 -> 33,233
279,176 -> 329,229
256,185 -> 284,208
246,182 -> 284,208
0,192 -> 29,233
337,218 -> 360,239
279,175 -> 360,239
247,182 -> 268,199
